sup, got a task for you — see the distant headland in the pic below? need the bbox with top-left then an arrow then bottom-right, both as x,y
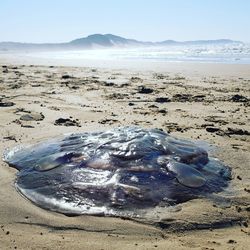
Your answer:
0,34 -> 243,51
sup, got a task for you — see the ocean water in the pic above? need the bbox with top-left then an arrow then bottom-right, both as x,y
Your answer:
28,43 -> 250,64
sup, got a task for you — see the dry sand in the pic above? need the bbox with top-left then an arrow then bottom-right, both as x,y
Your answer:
0,60 -> 249,249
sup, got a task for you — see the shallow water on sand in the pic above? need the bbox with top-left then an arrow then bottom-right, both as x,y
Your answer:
24,44 -> 250,64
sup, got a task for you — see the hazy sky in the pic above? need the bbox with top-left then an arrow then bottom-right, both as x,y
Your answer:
0,0 -> 249,43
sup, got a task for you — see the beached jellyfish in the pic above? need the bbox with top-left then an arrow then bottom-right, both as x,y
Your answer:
4,126 -> 231,217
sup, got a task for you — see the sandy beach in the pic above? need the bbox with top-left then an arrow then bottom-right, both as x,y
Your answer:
0,59 -> 249,249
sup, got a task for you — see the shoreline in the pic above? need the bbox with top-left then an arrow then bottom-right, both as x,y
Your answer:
1,52 -> 250,77
0,60 -> 249,249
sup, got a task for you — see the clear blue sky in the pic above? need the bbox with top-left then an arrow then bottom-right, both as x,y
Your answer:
0,0 -> 249,43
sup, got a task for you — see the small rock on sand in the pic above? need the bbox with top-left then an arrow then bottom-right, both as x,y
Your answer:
20,112 -> 45,121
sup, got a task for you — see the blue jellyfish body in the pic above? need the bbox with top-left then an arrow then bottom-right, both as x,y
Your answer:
4,127 -> 231,216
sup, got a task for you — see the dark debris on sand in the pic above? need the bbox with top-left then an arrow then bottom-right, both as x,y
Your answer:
155,97 -> 171,103
172,94 -> 206,102
206,127 -> 250,136
230,94 -> 249,103
54,118 -> 81,127
0,96 -> 15,107
61,74 -> 74,79
98,118 -> 119,125
138,86 -> 154,94
0,100 -> 15,107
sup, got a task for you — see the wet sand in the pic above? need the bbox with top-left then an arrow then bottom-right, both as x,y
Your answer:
0,61 -> 249,249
